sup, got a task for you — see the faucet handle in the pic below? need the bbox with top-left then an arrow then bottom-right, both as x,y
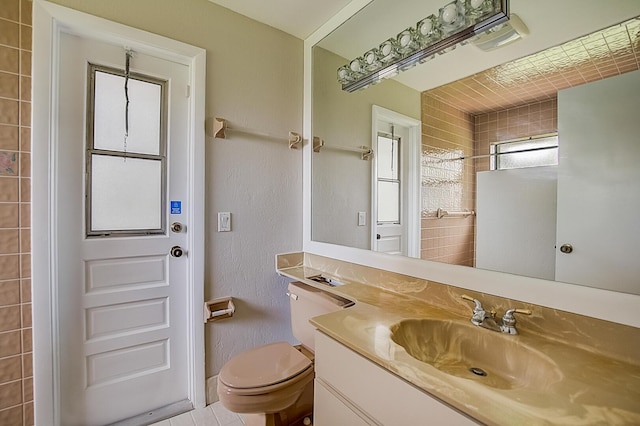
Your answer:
503,308 -> 532,321
501,308 -> 531,334
461,295 -> 486,325
461,294 -> 482,310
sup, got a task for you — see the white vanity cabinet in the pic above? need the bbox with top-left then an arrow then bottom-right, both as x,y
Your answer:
313,331 -> 478,425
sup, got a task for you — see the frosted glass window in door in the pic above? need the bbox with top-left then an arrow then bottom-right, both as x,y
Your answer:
376,134 -> 401,224
377,136 -> 399,179
87,64 -> 167,237
90,155 -> 162,231
378,181 -> 400,223
93,70 -> 162,155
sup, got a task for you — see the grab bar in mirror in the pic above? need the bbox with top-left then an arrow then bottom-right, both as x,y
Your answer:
313,136 -> 374,160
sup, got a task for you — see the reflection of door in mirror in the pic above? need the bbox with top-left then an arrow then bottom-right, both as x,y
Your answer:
371,106 -> 421,258
555,70 -> 640,293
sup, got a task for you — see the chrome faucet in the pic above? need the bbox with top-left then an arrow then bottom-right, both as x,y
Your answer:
461,295 -> 531,335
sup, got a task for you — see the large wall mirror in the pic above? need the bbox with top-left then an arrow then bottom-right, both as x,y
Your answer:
308,0 -> 640,301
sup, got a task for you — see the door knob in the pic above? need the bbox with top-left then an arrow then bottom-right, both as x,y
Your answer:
170,222 -> 183,233
376,234 -> 381,240
559,243 -> 573,254
170,246 -> 184,258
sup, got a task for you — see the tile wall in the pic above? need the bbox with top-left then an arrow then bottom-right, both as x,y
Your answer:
474,98 -> 558,172
420,94 -> 475,266
421,95 -> 558,268
0,0 -> 33,424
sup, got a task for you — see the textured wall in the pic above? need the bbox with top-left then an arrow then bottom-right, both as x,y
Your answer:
47,0 -> 304,377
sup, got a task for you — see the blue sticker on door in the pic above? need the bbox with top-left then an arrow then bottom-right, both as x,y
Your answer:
171,201 -> 182,214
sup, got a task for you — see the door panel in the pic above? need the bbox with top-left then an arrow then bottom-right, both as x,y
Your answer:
556,70 -> 640,293
57,32 -> 191,425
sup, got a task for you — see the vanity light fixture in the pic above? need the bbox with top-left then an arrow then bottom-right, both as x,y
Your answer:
338,0 -> 510,92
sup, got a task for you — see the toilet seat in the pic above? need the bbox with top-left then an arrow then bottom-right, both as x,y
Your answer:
219,342 -> 312,390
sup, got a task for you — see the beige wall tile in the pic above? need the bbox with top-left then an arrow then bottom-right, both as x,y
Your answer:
0,305 -> 20,332
19,75 -> 29,101
0,355 -> 21,383
19,50 -> 29,76
0,72 -> 18,99
0,331 -> 20,357
0,254 -> 19,280
0,99 -> 19,125
21,352 -> 30,377
19,101 -> 28,126
0,151 -> 17,176
19,279 -> 29,303
18,127 -> 28,152
20,0 -> 31,25
19,228 -> 28,253
0,280 -> 19,306
0,203 -> 18,228
0,20 -> 19,48
18,203 -> 27,228
0,0 -> 20,21
23,400 -> 32,425
0,229 -> 19,254
0,125 -> 18,150
18,177 -> 27,202
19,24 -> 30,51
20,327 -> 29,352
19,253 -> 29,278
0,380 -> 22,409
20,303 -> 29,328
22,376 -> 31,402
0,46 -> 19,74
0,405 -> 22,425
18,152 -> 27,177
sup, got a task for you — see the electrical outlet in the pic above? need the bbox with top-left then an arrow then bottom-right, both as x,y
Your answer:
358,211 -> 366,226
218,212 -> 231,232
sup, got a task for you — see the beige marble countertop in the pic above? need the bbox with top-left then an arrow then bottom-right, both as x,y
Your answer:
278,265 -> 640,426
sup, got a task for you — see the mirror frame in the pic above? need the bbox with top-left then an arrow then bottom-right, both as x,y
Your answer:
303,0 -> 640,328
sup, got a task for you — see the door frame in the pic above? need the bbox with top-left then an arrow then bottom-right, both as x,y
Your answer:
371,105 -> 421,258
32,1 -> 207,423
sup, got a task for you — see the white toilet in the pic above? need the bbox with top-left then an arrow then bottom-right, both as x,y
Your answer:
217,282 -> 351,426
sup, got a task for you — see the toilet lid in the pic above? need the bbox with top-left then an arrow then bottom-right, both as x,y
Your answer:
219,342 -> 312,389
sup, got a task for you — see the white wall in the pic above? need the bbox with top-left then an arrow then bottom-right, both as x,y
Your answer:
49,0 -> 303,376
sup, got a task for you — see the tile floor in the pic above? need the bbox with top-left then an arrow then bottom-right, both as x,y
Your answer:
150,401 -> 244,426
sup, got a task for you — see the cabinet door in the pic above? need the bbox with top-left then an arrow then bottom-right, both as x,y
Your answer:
315,331 -> 478,425
556,70 -> 640,292
314,379 -> 374,426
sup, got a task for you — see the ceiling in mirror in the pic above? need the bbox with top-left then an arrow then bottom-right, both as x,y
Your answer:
427,17 -> 640,114
317,0 -> 640,92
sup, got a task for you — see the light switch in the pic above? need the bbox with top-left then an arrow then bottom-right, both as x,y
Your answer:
218,212 -> 231,232
358,211 -> 366,226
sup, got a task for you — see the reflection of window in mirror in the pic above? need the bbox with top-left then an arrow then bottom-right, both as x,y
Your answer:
490,135 -> 558,170
376,134 -> 401,224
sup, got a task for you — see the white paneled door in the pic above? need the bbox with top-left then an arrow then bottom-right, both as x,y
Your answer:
56,33 -> 192,425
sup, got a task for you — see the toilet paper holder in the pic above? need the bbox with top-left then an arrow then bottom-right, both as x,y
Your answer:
204,297 -> 235,323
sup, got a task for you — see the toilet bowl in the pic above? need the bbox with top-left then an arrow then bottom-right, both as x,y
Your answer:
217,282 -> 351,426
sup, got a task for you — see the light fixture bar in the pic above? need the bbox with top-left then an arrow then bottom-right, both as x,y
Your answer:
341,0 -> 510,92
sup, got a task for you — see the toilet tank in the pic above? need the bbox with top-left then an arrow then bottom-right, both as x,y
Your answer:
287,282 -> 352,352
